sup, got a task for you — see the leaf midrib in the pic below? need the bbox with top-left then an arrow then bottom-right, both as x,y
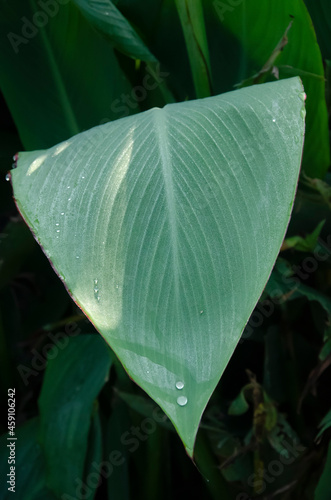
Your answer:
153,108 -> 181,302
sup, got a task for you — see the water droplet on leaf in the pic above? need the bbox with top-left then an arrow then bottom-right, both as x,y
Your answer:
5,173 -> 11,182
177,396 -> 188,406
94,279 -> 100,302
176,381 -> 184,390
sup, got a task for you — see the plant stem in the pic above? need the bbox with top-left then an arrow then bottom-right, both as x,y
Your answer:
174,0 -> 212,98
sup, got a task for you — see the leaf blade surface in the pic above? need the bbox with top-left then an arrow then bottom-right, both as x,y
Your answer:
11,78 -> 305,455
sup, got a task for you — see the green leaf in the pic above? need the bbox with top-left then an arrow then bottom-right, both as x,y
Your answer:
268,413 -> 301,458
194,432 -> 232,499
38,334 -> 112,498
117,390 -> 172,430
106,402 -> 131,500
0,0 -> 133,149
315,441 -> 331,500
84,410 -> 103,500
174,0 -> 211,98
302,175 -> 331,209
234,20 -> 294,89
305,0 -> 331,60
281,220 -> 325,252
115,0 -> 197,101
212,0 -> 329,178
316,408 -> 331,439
70,0 -> 175,106
0,418 -> 55,500
10,77 -> 305,456
228,385 -> 251,416
72,0 -> 156,62
0,220 -> 35,290
221,454 -> 253,483
266,258 -> 331,316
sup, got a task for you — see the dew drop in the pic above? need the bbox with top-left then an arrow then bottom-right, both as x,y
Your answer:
5,173 -> 11,182
55,223 -> 59,226
176,381 -> 184,390
177,396 -> 188,406
56,229 -> 60,233
68,197 -> 71,201
272,118 -> 276,123
299,91 -> 306,101
81,176 -> 85,179
60,212 -> 65,216
94,279 -> 100,302
76,255 -> 80,259
67,185 -> 70,189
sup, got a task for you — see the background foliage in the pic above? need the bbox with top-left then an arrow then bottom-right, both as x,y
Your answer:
0,0 -> 331,498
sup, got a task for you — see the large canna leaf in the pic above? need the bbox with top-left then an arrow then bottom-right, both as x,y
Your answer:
9,78 -> 305,456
